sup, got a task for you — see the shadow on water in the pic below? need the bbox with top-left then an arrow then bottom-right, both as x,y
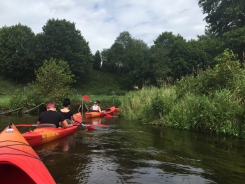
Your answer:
0,114 -> 245,183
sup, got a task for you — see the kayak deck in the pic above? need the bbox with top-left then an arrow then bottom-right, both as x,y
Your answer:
0,124 -> 55,184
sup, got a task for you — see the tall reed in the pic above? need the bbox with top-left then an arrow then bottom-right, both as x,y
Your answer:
120,50 -> 245,138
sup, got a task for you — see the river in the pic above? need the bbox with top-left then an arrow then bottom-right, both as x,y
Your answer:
0,113 -> 245,184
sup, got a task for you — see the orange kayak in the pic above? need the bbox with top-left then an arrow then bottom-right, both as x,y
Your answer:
21,112 -> 83,147
114,107 -> 119,112
0,124 -> 55,184
85,106 -> 116,118
22,122 -> 81,147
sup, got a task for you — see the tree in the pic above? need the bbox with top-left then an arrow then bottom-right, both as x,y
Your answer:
102,31 -> 151,89
223,27 -> 245,62
150,32 -> 185,84
122,39 -> 151,89
197,29 -> 225,64
34,19 -> 93,81
198,0 -> 245,36
93,50 -> 101,70
150,31 -> 215,84
100,48 -> 109,68
0,24 -> 36,82
102,31 -> 133,73
198,0 -> 245,61
27,58 -> 75,105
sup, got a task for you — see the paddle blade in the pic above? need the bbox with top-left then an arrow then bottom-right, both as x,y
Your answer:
74,112 -> 82,123
83,95 -> 90,101
90,124 -> 109,128
84,123 -> 109,131
105,113 -> 112,118
85,125 -> 96,131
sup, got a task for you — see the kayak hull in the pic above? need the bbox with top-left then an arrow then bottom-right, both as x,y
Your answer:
85,106 -> 116,119
22,112 -> 82,147
85,111 -> 106,118
0,124 -> 55,184
22,123 -> 80,147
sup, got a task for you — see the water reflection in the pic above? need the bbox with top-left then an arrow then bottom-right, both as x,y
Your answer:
0,115 -> 245,183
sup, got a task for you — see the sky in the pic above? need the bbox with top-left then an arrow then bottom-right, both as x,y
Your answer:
0,0 -> 207,54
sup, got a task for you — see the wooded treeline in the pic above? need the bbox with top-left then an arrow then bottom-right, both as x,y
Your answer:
0,0 -> 244,91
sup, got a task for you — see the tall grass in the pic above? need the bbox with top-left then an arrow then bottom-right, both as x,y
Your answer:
70,94 -> 122,110
120,49 -> 245,138
120,86 -> 176,123
0,77 -> 23,108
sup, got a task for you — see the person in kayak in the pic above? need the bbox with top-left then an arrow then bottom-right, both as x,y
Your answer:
90,101 -> 102,112
37,103 -> 68,128
59,98 -> 77,124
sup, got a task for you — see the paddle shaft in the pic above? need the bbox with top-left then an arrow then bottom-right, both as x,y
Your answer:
15,123 -> 108,129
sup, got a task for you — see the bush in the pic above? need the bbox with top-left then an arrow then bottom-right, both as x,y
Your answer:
10,58 -> 75,108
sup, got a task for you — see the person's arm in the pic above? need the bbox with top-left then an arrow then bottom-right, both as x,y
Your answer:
37,121 -> 41,128
72,114 -> 77,122
98,106 -> 102,113
59,112 -> 68,128
61,120 -> 69,128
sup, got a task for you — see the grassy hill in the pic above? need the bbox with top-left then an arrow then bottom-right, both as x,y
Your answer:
75,69 -> 126,96
0,70 -> 126,108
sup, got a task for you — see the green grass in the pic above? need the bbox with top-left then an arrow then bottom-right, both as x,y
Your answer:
75,70 -> 126,95
0,77 -> 23,96
0,71 -> 125,109
0,77 -> 23,108
0,96 -> 11,108
70,94 -> 122,110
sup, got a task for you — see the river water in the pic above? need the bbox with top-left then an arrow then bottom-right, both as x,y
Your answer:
0,113 -> 245,184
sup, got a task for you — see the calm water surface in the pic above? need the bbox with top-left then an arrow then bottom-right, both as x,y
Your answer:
0,114 -> 245,184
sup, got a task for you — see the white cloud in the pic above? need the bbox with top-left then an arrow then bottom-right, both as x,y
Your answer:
0,0 -> 207,54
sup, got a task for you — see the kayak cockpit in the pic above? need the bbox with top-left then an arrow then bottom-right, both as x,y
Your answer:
0,163 -> 35,184
38,124 -> 56,128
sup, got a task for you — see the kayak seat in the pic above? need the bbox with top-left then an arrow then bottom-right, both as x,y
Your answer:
38,124 -> 56,128
65,119 -> 73,124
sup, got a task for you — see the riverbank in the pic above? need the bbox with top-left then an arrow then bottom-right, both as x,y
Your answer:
119,50 -> 245,138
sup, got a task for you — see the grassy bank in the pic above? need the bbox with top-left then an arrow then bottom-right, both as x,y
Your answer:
120,50 -> 245,138
0,77 -> 22,108
0,70 -> 124,110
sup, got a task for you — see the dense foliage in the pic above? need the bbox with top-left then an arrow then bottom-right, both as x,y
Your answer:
93,50 -> 101,70
102,31 -> 151,89
1,0 -> 245,90
0,24 -> 36,82
34,19 -> 93,81
120,49 -> 245,138
198,0 -> 245,61
10,58 -> 75,108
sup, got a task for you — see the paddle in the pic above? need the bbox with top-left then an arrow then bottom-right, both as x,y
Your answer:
78,94 -> 91,112
73,114 -> 110,129
15,123 -> 108,130
15,123 -> 95,131
104,106 -> 116,118
83,95 -> 90,101
104,112 -> 112,118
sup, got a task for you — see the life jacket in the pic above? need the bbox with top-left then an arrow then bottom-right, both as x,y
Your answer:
92,105 -> 99,111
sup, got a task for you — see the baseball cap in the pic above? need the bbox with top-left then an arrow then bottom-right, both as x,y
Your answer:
46,103 -> 56,109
